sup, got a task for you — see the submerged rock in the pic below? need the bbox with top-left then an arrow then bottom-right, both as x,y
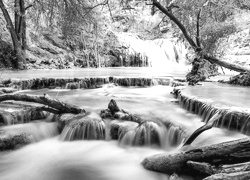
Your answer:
57,113 -> 76,132
0,133 -> 30,151
110,120 -> 138,140
0,102 -> 47,125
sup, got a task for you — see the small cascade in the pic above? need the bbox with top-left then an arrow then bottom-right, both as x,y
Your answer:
177,91 -> 250,134
109,120 -> 139,140
5,77 -> 176,90
0,111 -> 13,125
0,121 -> 59,142
119,121 -> 184,149
65,82 -> 81,89
167,125 -> 185,147
0,107 -> 47,125
60,113 -> 106,141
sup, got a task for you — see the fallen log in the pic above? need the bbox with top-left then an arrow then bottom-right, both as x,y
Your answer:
183,112 -> 221,146
0,93 -> 85,114
142,138 -> 250,174
187,161 -> 250,175
187,161 -> 218,175
204,171 -> 250,180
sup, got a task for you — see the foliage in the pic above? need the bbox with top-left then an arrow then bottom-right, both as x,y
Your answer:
155,0 -> 240,56
201,22 -> 237,55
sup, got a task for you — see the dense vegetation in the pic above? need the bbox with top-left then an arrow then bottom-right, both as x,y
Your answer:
0,0 -> 250,77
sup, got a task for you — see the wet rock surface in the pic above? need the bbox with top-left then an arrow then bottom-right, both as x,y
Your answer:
0,132 -> 31,151
100,99 -> 142,123
0,102 -> 47,125
1,77 -> 173,90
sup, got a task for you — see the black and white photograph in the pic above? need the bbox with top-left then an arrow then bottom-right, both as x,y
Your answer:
0,0 -> 250,179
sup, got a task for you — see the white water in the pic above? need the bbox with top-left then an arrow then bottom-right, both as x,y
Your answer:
0,84 -> 247,180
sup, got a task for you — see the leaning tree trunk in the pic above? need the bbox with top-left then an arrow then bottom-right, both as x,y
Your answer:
0,0 -> 26,69
151,0 -> 250,73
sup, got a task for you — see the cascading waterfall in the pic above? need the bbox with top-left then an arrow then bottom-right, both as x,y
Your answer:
0,121 -> 59,142
0,108 -> 47,125
167,125 -> 185,147
119,121 -> 164,147
177,91 -> 250,135
60,116 -> 185,149
118,121 -> 184,149
8,77 -> 174,90
60,113 -> 106,141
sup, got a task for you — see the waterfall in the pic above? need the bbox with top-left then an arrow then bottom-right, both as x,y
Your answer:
177,91 -> 250,135
119,121 -> 184,149
60,113 -> 106,141
0,121 -> 59,142
0,105 -> 47,125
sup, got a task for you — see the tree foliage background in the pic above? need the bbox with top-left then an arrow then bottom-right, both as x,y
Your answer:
0,0 -> 250,69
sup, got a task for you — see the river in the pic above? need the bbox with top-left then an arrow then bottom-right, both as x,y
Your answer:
0,68 -> 248,180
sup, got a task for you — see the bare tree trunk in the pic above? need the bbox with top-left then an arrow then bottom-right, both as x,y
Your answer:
0,93 -> 85,114
151,0 -> 250,73
142,138 -> 250,174
0,0 -> 26,69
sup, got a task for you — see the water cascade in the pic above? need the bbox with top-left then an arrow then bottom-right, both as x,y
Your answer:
5,77 -> 174,90
0,103 -> 47,125
60,113 -> 106,141
0,121 -> 59,142
118,121 -> 184,149
177,90 -> 250,135
1,70 -> 249,180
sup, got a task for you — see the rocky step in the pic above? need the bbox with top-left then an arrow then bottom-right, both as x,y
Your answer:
0,102 -> 48,125
173,88 -> 250,135
1,76 -> 176,90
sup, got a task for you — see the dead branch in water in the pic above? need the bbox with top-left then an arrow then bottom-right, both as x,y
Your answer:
0,93 -> 85,114
183,112 -> 221,146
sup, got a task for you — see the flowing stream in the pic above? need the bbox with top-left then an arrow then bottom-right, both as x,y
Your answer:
0,69 -> 248,180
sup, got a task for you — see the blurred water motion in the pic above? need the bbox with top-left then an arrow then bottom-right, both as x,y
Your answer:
0,139 -> 169,180
0,84 -> 247,180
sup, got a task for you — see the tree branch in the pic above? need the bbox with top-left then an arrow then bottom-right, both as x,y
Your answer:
183,112 -> 221,146
196,9 -> 201,48
0,93 -> 85,114
152,0 -> 198,50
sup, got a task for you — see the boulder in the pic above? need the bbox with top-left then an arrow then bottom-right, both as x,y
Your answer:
0,133 -> 30,151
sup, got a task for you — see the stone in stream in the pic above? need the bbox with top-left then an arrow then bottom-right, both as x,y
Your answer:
108,99 -> 120,114
0,133 -> 31,151
110,120 -> 138,140
101,99 -> 142,124
57,113 -> 76,132
0,102 -> 48,125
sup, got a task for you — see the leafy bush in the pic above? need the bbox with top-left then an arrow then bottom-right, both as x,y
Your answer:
201,22 -> 237,55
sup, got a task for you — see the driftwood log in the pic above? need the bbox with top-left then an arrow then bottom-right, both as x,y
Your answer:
142,138 -> 250,174
187,160 -> 250,180
0,93 -> 85,114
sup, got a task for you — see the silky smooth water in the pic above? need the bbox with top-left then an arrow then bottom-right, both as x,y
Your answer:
184,82 -> 250,108
0,75 -> 248,180
0,84 -> 247,180
1,67 -> 188,79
